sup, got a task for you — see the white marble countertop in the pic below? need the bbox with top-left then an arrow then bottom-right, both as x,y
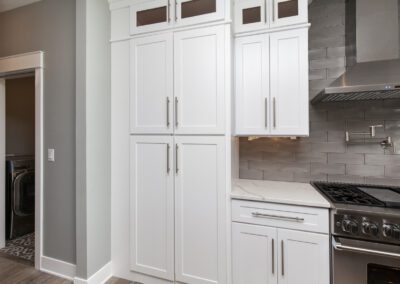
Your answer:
232,179 -> 331,208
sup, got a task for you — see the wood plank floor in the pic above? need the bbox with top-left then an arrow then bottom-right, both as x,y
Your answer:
0,253 -> 135,283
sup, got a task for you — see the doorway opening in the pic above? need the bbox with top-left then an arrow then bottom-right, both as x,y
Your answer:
0,52 -> 44,270
0,75 -> 35,264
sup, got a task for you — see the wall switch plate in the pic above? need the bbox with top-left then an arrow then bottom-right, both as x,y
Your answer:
48,149 -> 55,162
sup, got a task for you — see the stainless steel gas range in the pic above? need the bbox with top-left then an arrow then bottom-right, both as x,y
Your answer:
312,182 -> 400,284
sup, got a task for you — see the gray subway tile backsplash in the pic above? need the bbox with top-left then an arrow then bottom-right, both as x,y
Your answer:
238,0 -> 400,185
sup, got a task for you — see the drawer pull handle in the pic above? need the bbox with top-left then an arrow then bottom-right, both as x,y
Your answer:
251,212 -> 305,222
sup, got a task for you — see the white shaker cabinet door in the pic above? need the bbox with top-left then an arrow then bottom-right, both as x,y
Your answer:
174,136 -> 226,284
131,33 -> 173,134
130,136 -> 175,281
174,25 -> 225,135
235,34 -> 270,135
278,229 -> 330,284
270,28 -> 309,136
232,223 -> 278,284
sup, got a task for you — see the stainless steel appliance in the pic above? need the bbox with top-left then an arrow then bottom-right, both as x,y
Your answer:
312,182 -> 400,284
6,156 -> 35,239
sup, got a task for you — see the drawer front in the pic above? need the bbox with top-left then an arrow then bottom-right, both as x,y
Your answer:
232,199 -> 329,234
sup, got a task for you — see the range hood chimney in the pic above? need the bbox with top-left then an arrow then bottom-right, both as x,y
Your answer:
312,0 -> 400,104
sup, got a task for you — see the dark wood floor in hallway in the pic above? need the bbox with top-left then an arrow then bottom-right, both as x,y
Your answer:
0,253 -> 134,283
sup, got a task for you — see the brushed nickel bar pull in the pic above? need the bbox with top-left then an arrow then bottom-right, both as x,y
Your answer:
167,144 -> 170,173
281,240 -> 284,276
265,98 -> 268,128
272,239 -> 275,274
175,97 -> 179,127
175,0 -> 178,21
167,0 -> 171,22
251,212 -> 304,223
175,144 -> 179,174
265,0 -> 268,23
273,97 -> 276,128
166,97 -> 170,127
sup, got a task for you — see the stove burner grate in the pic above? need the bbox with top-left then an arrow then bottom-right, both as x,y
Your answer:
313,182 -> 385,207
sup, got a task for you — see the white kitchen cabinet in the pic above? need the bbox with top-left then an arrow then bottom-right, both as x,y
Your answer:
232,200 -> 330,284
235,27 -> 309,136
130,136 -> 175,281
270,28 -> 309,136
175,136 -> 226,284
234,0 -> 308,33
131,33 -> 173,134
130,0 -> 226,35
232,223 -> 278,284
130,0 -> 173,35
235,34 -> 270,136
174,25 -> 225,135
278,229 -> 330,284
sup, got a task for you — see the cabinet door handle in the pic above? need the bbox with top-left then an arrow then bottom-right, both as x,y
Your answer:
175,0 -> 178,21
251,212 -> 304,222
167,0 -> 171,22
265,98 -> 268,128
166,97 -> 170,127
265,0 -> 267,23
175,144 -> 179,174
273,97 -> 276,128
175,97 -> 179,127
281,240 -> 284,276
167,144 -> 170,173
272,238 -> 275,274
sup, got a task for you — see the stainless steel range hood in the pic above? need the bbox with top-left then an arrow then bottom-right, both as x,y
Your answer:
312,59 -> 400,103
312,0 -> 400,104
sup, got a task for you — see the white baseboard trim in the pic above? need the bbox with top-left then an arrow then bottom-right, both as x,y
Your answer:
74,262 -> 112,284
41,256 -> 76,281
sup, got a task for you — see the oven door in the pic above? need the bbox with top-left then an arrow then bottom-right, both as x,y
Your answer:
332,236 -> 400,284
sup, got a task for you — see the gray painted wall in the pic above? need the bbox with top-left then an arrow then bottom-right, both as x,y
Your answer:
76,0 -> 111,278
5,76 -> 35,156
0,0 -> 76,263
240,0 -> 400,186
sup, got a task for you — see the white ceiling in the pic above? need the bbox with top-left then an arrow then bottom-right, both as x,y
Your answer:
0,0 -> 42,13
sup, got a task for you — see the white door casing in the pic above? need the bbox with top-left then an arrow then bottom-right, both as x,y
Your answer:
0,52 -> 44,270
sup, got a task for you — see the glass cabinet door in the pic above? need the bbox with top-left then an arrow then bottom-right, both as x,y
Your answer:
270,0 -> 308,28
176,0 -> 225,26
131,0 -> 172,34
234,0 -> 268,33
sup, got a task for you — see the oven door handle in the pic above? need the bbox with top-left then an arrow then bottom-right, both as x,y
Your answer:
333,237 -> 400,259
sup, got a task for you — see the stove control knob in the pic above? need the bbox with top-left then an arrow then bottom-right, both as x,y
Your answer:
362,222 -> 379,236
393,226 -> 400,240
383,224 -> 394,238
342,219 -> 358,234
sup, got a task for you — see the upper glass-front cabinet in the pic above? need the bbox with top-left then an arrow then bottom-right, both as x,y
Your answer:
234,0 -> 308,33
130,0 -> 225,35
131,0 -> 172,34
175,0 -> 224,26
